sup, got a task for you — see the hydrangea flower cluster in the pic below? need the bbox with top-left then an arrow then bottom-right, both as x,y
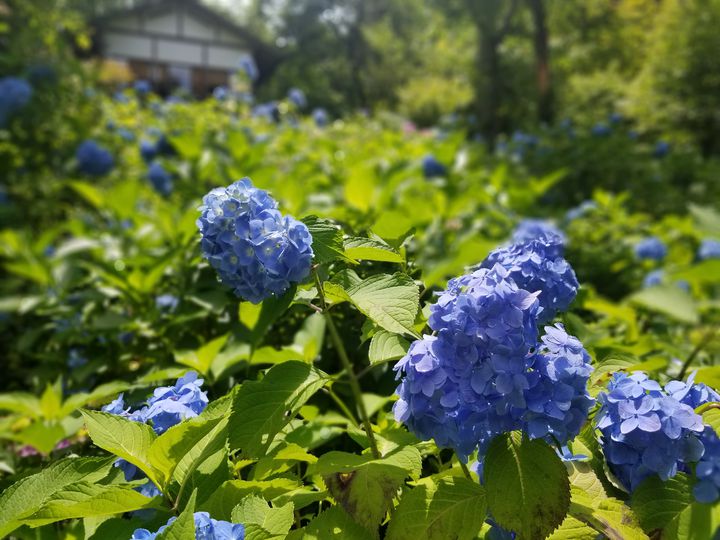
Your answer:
103,372 -> 208,494
197,178 -> 314,304
148,162 -> 173,196
0,76 -> 32,127
313,108 -> 329,127
634,236 -> 667,261
422,154 -> 447,178
596,372 -> 720,500
76,140 -> 114,177
239,55 -> 259,81
131,511 -> 245,540
698,239 -> 720,261
287,87 -> 307,108
134,80 -> 151,95
511,219 -> 565,246
394,243 -> 593,462
565,200 -> 597,222
482,228 -> 578,325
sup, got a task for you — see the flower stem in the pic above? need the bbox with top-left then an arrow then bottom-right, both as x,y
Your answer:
314,270 -> 381,459
679,325 -> 719,380
457,456 -> 473,480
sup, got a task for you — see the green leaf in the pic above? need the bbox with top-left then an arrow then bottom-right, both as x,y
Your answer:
0,392 -> 41,417
231,495 -> 294,540
333,273 -> 420,336
386,476 -> 486,540
546,516 -> 597,540
158,491 -> 197,540
20,482 -> 160,527
175,334 -> 229,376
344,237 -> 404,263
229,361 -> 328,457
60,381 -> 132,417
368,330 -> 410,365
631,473 -> 706,537
702,407 -> 720,437
298,506 -> 375,540
672,260 -> 720,285
81,410 -> 160,487
148,415 -> 228,489
570,487 -> 647,540
201,479 -> 301,520
629,286 -> 699,324
238,287 -> 297,347
314,446 -> 422,536
302,216 -> 354,264
0,457 -> 112,537
39,380 -> 63,420
485,432 -> 570,540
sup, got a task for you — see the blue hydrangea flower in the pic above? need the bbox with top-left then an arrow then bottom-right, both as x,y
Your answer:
523,324 -> 594,444
67,349 -> 87,369
252,102 -> 280,122
565,200 -> 597,222
239,55 -> 259,81
213,86 -> 228,100
694,428 -> 720,503
140,140 -> 158,163
148,162 -> 173,196
698,239 -> 720,261
156,294 -> 179,312
0,76 -> 32,127
134,80 -> 151,95
643,270 -> 664,288
312,108 -> 328,127
608,112 -> 624,124
131,511 -> 245,540
511,219 -> 565,246
395,265 -> 543,460
654,141 -> 670,158
76,140 -> 114,177
634,237 -> 667,261
287,88 -> 306,108
591,123 -> 611,137
596,372 -> 707,491
156,134 -> 177,157
482,232 -> 578,324
421,155 -> 447,178
197,178 -> 314,304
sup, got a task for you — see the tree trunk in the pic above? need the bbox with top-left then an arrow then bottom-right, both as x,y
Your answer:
528,0 -> 553,124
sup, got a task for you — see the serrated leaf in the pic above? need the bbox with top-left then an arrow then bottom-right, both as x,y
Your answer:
314,446 -> 422,536
60,381 -> 132,417
229,361 -> 328,457
302,215 -> 354,264
0,457 -> 112,537
386,476 -> 486,540
20,482 -> 160,527
335,273 -> 420,336
148,415 -> 228,489
298,506 -> 375,539
570,487 -> 647,540
485,432 -> 570,540
344,237 -> 404,263
368,330 -> 410,365
629,286 -> 699,324
631,474 -> 701,535
231,495 -> 294,540
201,479 -> 301,520
546,516 -> 597,540
175,334 -> 229,376
81,410 -> 160,487
158,491 -> 197,540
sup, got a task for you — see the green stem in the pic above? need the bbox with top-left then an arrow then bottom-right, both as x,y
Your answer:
314,270 -> 381,459
679,326 -> 719,380
457,456 -> 473,480
324,387 -> 359,426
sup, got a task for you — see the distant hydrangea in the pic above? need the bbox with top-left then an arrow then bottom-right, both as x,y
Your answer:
76,140 -> 114,177
634,237 -> 667,261
483,227 -> 577,324
155,294 -> 179,312
511,219 -> 565,246
312,108 -> 329,127
654,141 -> 670,158
239,55 -> 259,81
117,128 -> 135,142
595,372 -> 712,493
148,162 -> 173,196
252,102 -> 280,122
642,270 -> 664,288
131,511 -> 245,540
140,140 -> 157,163
134,80 -> 151,95
565,200 -> 597,222
0,76 -> 32,127
287,88 -> 307,108
67,349 -> 87,369
421,155 -> 447,178
698,239 -> 720,261
608,112 -> 624,124
591,123 -> 611,137
197,178 -> 314,303
213,86 -> 228,101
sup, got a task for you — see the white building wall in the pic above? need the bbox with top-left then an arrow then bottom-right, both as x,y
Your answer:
105,32 -> 152,59
156,38 -> 204,65
181,13 -> 216,40
144,12 -> 178,36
